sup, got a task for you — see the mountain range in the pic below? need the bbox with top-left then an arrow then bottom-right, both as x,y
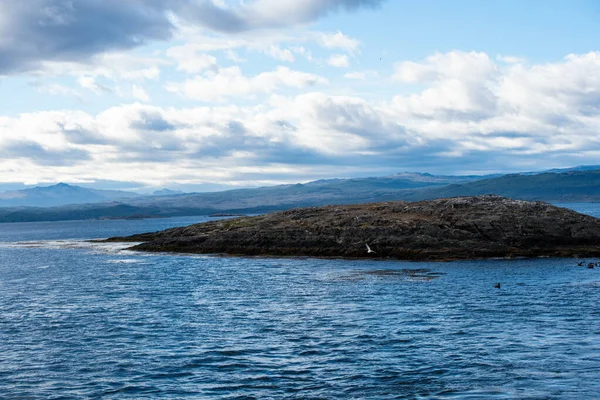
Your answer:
0,183 -> 140,208
0,172 -> 489,209
0,166 -> 599,223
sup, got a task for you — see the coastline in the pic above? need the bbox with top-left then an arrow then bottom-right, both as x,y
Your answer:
95,242 -> 600,263
103,195 -> 600,262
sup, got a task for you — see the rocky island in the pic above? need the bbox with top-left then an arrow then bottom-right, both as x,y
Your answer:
105,195 -> 600,261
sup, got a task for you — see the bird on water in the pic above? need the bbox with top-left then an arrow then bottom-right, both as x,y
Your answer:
494,283 -> 501,289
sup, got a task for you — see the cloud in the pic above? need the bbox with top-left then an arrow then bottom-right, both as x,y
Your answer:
392,51 -> 500,120
387,52 -> 600,170
497,55 -> 527,64
391,51 -> 600,134
117,85 -> 151,102
394,51 -> 497,84
343,71 -> 377,80
225,50 -> 246,63
30,81 -> 82,100
0,109 -> 94,167
344,72 -> 366,80
33,51 -> 166,97
497,52 -> 600,120
167,46 -> 219,74
327,54 -> 350,68
0,0 -> 173,75
318,31 -> 361,53
166,66 -> 328,101
77,76 -> 151,101
266,46 -> 296,62
0,0 -> 382,75
129,112 -> 177,132
2,141 -> 91,166
179,0 -> 385,33
77,76 -> 111,94
2,51 -> 600,186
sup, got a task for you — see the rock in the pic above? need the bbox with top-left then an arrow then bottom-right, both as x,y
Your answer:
105,195 -> 600,261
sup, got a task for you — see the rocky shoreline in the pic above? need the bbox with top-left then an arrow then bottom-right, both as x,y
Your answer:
104,195 -> 600,261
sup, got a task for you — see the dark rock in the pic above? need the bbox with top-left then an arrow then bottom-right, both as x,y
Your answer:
105,195 -> 600,261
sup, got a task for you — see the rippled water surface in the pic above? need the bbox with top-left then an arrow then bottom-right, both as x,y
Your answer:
1,205 -> 600,399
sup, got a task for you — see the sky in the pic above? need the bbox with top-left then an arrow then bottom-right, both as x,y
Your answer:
0,0 -> 599,192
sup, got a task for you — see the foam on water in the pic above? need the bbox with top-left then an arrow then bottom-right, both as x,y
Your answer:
105,258 -> 148,264
0,239 -> 141,254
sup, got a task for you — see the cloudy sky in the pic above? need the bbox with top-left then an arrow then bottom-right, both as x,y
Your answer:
0,0 -> 599,191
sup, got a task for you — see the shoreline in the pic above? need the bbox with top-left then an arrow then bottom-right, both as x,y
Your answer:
101,195 -> 600,262
97,240 -> 600,263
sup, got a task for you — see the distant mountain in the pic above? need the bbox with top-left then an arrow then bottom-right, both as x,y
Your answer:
521,165 -> 600,175
400,169 -> 600,202
0,172 -> 487,222
152,189 -> 184,196
0,183 -> 141,207
1,168 -> 599,223
120,172 -> 488,212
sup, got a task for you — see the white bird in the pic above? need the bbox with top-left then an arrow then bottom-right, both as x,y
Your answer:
366,244 -> 376,254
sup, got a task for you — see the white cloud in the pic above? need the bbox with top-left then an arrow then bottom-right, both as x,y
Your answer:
32,82 -> 82,100
327,54 -> 350,68
497,55 -> 527,64
116,85 -> 150,102
497,52 -> 600,119
77,76 -> 110,94
166,66 -> 328,101
2,50 -> 600,185
0,0 -> 381,74
25,51 -> 165,100
394,51 -> 497,83
225,49 -> 246,63
344,72 -> 366,80
266,46 -> 295,62
387,51 -> 600,161
343,71 -> 377,80
392,51 -> 500,120
291,46 -> 314,61
318,31 -> 360,53
166,45 -> 219,74
169,27 -> 358,66
39,52 -> 165,81
182,0 -> 385,32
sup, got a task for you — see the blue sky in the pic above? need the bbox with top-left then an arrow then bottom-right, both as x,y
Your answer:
0,0 -> 599,191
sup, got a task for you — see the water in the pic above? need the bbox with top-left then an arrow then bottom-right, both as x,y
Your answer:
1,205 -> 600,399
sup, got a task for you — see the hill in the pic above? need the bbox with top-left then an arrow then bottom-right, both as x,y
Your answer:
403,170 -> 600,202
0,183 -> 141,207
105,195 -> 600,261
1,169 -> 599,223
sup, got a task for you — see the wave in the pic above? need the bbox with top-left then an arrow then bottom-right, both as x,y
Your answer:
0,239 -> 141,255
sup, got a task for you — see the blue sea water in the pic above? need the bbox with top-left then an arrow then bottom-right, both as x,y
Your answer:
1,205 -> 600,399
